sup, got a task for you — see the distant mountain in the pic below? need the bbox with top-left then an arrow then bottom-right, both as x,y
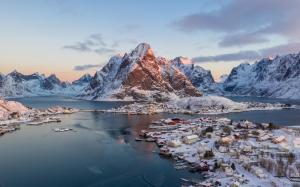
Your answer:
217,74 -> 229,83
0,71 -> 86,98
72,74 -> 92,86
81,43 -> 215,101
7,44 -> 300,100
222,53 -> 300,99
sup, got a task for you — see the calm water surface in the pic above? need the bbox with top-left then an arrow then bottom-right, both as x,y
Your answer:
0,96 -> 299,187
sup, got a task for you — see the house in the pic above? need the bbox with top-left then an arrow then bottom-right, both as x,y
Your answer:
183,135 -> 199,144
220,136 -> 234,145
167,139 -> 182,147
225,167 -> 234,176
258,134 -> 270,141
293,138 -> 300,148
253,167 -> 266,179
242,145 -> 252,153
219,146 -> 229,153
272,135 -> 286,144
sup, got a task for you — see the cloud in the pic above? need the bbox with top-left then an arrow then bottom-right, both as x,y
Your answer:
192,42 -> 300,63
73,64 -> 101,71
192,51 -> 261,62
218,31 -> 269,47
63,34 -> 117,55
260,42 -> 300,56
94,48 -> 116,55
172,0 -> 300,47
119,24 -> 141,32
63,42 -> 92,52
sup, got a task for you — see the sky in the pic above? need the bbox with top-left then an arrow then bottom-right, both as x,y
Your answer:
1,0 -> 300,82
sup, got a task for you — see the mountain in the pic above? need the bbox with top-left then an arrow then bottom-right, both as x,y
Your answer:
217,74 -> 229,83
72,74 -> 92,86
222,53 -> 300,99
81,43 -> 209,101
0,71 -> 85,98
170,57 -> 216,93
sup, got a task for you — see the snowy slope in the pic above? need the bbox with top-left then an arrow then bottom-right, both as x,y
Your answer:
223,53 -> 300,99
0,98 -> 29,119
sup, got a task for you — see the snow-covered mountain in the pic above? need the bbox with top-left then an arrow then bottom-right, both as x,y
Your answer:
0,71 -> 88,98
222,53 -> 300,99
81,43 -> 215,101
170,57 -> 216,93
217,74 -> 229,83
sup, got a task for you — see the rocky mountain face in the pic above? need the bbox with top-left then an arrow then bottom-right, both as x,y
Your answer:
0,71 -> 88,98
222,53 -> 300,99
82,43 -> 213,101
170,57 -> 217,93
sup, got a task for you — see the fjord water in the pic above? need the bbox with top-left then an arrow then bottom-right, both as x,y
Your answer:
0,96 -> 299,187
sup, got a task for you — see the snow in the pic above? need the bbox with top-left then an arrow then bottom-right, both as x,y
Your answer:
168,96 -> 247,111
107,95 -> 293,115
141,116 -> 300,186
80,43 -> 214,101
223,53 -> 300,99
0,98 -> 29,119
0,71 -> 88,98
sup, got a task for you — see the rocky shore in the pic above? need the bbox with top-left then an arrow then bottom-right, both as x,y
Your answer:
0,98 -> 78,137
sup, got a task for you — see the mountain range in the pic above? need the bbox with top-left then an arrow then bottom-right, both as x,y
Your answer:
1,43 -> 299,100
0,71 -> 90,98
223,53 -> 300,99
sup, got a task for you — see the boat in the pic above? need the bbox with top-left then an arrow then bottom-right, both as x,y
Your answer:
159,148 -> 172,157
52,128 -> 73,132
180,178 -> 189,182
145,138 -> 156,142
135,138 -> 143,141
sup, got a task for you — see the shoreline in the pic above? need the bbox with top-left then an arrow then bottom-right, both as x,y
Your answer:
137,116 -> 300,186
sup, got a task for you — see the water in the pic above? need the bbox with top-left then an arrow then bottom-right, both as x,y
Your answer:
1,96 -> 300,187
1,97 -> 199,187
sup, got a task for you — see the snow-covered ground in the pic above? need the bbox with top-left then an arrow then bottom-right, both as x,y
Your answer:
140,117 -> 300,186
106,96 -> 293,115
0,98 -> 78,136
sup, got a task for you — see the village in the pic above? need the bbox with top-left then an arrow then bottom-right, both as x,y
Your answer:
137,117 -> 300,187
0,104 -> 77,137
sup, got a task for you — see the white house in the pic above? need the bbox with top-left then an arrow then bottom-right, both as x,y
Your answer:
183,135 -> 199,144
167,139 -> 182,147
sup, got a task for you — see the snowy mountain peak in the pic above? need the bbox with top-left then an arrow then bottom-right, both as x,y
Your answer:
129,43 -> 154,59
172,56 -> 193,65
82,43 -> 207,101
46,74 -> 61,84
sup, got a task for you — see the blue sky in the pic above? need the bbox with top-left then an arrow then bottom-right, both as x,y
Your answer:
1,0 -> 300,81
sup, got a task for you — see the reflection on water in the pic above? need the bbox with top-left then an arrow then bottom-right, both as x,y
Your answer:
1,96 -> 299,187
0,99 -> 199,187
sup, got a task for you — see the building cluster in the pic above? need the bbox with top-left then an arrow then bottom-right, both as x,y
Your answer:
0,106 -> 77,137
138,117 -> 300,186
